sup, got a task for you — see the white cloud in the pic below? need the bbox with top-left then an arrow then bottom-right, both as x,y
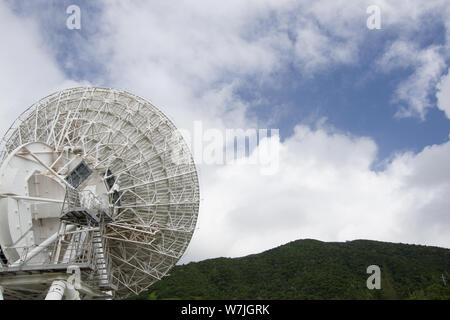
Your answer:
367,0 -> 450,119
378,42 -> 446,119
87,0 -> 302,131
0,2 -> 87,138
291,0 -> 366,72
293,21 -> 358,73
436,68 -> 450,118
394,46 -> 446,119
181,125 -> 450,263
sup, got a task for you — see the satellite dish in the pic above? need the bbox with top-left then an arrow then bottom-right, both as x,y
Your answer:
0,87 -> 200,299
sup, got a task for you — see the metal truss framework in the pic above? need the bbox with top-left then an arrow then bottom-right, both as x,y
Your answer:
0,87 -> 200,299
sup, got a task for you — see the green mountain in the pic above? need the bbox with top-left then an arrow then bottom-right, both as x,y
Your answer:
134,239 -> 450,300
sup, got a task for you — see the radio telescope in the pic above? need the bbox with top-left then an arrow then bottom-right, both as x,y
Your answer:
0,87 -> 200,300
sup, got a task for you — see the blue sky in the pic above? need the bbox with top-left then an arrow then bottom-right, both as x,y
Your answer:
0,0 -> 449,261
245,58 -> 450,167
241,19 -> 450,167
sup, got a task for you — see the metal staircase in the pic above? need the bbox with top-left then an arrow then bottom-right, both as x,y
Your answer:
58,187 -> 116,290
92,229 -> 114,289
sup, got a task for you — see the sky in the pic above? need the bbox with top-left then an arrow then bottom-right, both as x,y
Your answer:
0,0 -> 449,264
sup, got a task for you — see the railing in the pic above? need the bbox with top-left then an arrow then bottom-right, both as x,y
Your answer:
80,190 -> 108,213
61,187 -> 112,225
0,227 -> 97,272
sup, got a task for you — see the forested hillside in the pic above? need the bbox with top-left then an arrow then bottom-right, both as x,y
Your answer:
134,239 -> 450,300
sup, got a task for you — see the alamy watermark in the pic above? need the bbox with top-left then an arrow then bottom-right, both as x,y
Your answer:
66,5 -> 81,30
366,5 -> 381,30
366,265 -> 381,289
174,121 -> 280,175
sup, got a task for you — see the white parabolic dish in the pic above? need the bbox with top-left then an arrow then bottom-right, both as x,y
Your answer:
0,87 -> 200,299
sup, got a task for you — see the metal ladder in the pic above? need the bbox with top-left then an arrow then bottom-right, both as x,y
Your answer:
92,229 -> 111,289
